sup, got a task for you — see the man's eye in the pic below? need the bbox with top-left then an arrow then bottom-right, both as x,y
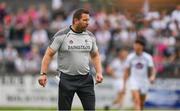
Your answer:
83,19 -> 89,21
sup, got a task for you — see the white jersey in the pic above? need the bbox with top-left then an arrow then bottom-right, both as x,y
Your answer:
110,58 -> 126,78
110,58 -> 126,92
125,52 -> 154,83
125,52 -> 154,94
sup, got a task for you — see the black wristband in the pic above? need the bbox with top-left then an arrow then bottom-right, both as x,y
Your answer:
41,72 -> 47,75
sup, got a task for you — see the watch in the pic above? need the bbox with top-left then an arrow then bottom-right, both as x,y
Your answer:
41,72 -> 47,75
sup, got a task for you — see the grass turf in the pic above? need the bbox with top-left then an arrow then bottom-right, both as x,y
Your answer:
0,107 -> 179,111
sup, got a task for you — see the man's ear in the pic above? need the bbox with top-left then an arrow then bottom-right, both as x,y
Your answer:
73,18 -> 79,24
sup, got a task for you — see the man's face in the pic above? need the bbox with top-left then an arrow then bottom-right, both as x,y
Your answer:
177,5 -> 180,10
133,43 -> 143,53
75,13 -> 89,31
118,50 -> 128,60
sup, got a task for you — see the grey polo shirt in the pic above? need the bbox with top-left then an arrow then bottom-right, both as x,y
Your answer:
49,26 -> 98,75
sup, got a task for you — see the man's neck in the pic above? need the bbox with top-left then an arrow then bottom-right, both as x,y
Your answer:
71,25 -> 83,33
120,58 -> 126,63
136,51 -> 143,56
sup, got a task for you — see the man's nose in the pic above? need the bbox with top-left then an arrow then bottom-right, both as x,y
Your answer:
85,21 -> 89,25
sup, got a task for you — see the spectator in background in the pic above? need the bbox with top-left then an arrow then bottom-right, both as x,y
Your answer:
3,44 -> 18,72
153,43 -> 174,74
23,28 -> 32,46
145,9 -> 160,21
112,26 -> 135,49
135,8 -> 146,30
31,22 -> 49,54
13,8 -> 28,41
169,20 -> 180,37
108,8 -> 121,30
120,11 -> 133,30
138,20 -> 156,45
0,48 -> 3,61
128,26 -> 137,44
171,4 -> 180,23
0,49 -> 4,60
0,2 -> 7,24
15,54 -> 25,73
50,15 -> 67,33
151,11 -> 170,31
0,48 -> 4,71
171,48 -> 180,76
0,24 -> 6,48
4,12 -> 15,42
38,4 -> 50,29
95,8 -> 107,28
25,46 -> 41,73
52,0 -> 63,11
111,27 -> 122,49
118,27 -> 129,45
95,23 -> 111,62
27,5 -> 39,24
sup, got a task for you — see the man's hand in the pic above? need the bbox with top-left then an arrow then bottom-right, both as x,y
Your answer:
95,73 -> 103,85
38,75 -> 47,87
149,75 -> 155,84
122,84 -> 126,94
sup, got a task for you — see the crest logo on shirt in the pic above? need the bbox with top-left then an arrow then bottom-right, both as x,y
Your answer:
135,62 -> 144,69
69,40 -> 73,44
85,39 -> 91,45
85,39 -> 88,43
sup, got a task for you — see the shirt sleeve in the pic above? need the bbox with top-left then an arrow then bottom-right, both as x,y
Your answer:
109,59 -> 117,69
125,55 -> 132,68
91,36 -> 98,53
49,33 -> 65,52
148,55 -> 154,67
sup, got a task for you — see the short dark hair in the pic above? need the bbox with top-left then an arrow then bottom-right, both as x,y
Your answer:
73,9 -> 89,20
116,47 -> 129,53
135,38 -> 146,47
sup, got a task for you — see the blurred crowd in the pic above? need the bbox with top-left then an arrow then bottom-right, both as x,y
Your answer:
0,1 -> 179,77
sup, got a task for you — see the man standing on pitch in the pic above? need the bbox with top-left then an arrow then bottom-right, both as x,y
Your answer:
38,9 -> 103,110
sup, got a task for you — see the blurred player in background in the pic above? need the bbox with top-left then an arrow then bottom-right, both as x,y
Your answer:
123,38 -> 156,111
106,48 -> 128,109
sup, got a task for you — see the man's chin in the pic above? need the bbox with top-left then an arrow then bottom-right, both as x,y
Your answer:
82,27 -> 88,30
80,28 -> 86,32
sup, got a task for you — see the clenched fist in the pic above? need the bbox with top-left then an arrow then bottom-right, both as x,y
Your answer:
95,73 -> 103,85
38,75 -> 47,87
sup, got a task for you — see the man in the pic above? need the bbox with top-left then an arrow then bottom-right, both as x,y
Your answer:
106,48 -> 128,108
38,9 -> 103,110
123,39 -> 156,111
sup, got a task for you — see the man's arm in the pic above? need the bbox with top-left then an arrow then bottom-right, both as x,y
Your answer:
90,51 -> 103,84
38,47 -> 56,87
106,65 -> 115,78
149,67 -> 156,84
40,47 -> 56,74
148,55 -> 156,84
123,67 -> 130,92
